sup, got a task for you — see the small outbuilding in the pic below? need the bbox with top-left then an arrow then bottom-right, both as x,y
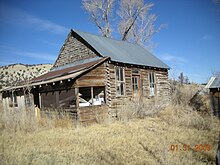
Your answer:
206,77 -> 220,118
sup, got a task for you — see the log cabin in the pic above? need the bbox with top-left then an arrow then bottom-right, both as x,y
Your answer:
1,29 -> 170,123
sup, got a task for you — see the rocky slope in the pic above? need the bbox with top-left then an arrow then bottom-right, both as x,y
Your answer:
0,63 -> 52,89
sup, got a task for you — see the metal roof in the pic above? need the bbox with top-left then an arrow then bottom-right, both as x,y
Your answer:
73,30 -> 169,69
209,77 -> 220,89
205,77 -> 216,88
32,57 -> 109,83
0,57 -> 109,92
52,57 -> 102,71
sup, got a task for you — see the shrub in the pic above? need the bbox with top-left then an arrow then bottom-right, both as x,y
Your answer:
115,98 -> 167,122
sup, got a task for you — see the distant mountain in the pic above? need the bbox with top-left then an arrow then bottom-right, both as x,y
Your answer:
0,63 -> 52,89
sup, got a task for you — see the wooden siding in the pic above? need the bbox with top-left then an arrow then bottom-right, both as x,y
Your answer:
53,33 -> 98,68
1,61 -> 169,123
78,105 -> 108,124
140,69 -> 150,97
75,63 -> 107,87
2,90 -> 34,111
155,70 -> 170,100
74,62 -> 110,123
107,63 -> 170,118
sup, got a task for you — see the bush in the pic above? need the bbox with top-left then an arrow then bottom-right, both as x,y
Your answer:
115,98 -> 167,122
170,84 -> 199,105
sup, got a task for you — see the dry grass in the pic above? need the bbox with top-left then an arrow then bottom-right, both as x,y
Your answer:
116,98 -> 167,122
171,84 -> 200,106
0,85 -> 220,165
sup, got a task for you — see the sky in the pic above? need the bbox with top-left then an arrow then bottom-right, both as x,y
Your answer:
0,0 -> 220,84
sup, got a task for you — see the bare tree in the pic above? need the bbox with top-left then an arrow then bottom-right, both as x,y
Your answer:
118,0 -> 165,48
184,75 -> 189,84
82,0 -> 164,48
178,72 -> 184,86
178,72 -> 190,85
82,0 -> 114,37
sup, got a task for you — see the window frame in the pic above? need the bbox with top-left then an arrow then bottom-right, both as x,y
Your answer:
115,67 -> 125,96
78,86 -> 106,107
149,71 -> 156,96
131,68 -> 141,94
132,76 -> 139,92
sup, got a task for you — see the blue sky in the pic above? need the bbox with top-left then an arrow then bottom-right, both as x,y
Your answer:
0,0 -> 219,83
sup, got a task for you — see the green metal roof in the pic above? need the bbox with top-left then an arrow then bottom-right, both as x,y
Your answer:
73,29 -> 169,69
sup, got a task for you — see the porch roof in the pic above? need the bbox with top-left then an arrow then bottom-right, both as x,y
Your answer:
0,57 -> 109,92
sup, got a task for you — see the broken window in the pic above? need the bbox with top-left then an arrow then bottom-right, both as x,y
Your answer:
93,87 -> 105,105
79,87 -> 91,107
115,67 -> 125,96
79,86 -> 105,107
149,71 -> 155,96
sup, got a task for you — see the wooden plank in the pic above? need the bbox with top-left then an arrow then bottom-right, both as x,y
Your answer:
78,76 -> 106,80
76,81 -> 105,87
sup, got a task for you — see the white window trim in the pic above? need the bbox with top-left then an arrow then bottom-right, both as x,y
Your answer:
149,71 -> 156,96
115,67 -> 126,96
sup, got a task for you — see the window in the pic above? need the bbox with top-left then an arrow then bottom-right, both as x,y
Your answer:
79,86 -> 105,107
149,71 -> 155,96
115,67 -> 125,96
132,68 -> 140,93
132,77 -> 139,91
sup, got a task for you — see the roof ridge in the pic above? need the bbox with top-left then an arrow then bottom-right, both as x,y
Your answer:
72,29 -> 143,47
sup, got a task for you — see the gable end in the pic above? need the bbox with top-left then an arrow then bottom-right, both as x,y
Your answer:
53,31 -> 101,69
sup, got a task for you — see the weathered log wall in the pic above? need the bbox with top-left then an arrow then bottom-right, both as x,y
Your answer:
53,33 -> 98,69
106,63 -> 170,118
78,105 -> 108,124
74,62 -> 109,123
75,63 -> 107,87
155,70 -> 170,99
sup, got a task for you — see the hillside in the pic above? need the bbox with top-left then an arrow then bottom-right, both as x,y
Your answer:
0,63 -> 52,89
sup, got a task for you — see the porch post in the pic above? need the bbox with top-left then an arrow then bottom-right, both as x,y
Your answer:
75,87 -> 79,122
75,87 -> 79,109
